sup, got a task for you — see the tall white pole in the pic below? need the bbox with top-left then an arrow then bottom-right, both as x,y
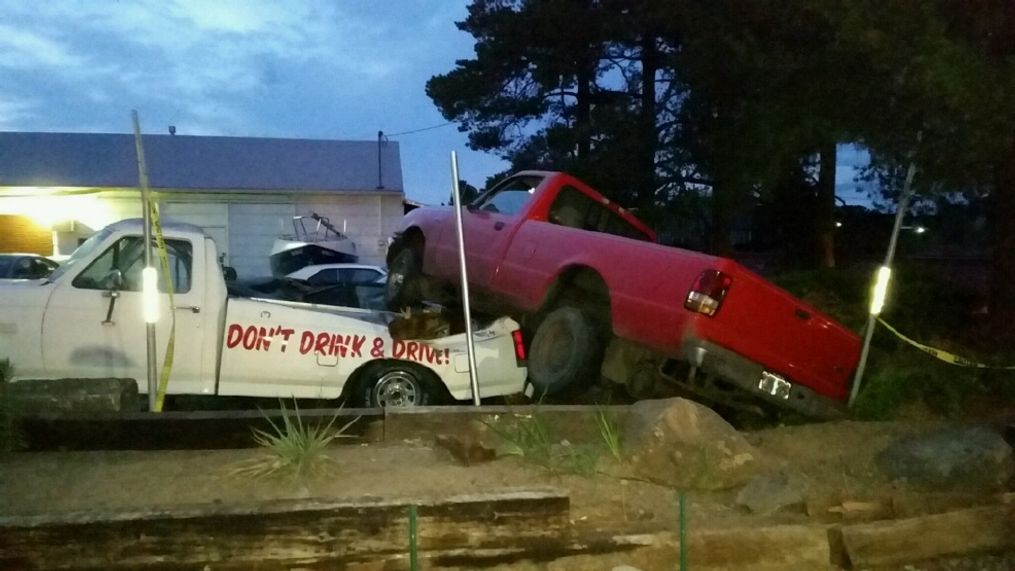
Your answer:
132,110 -> 159,411
450,151 -> 481,406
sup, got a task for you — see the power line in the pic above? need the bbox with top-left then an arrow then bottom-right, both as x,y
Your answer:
385,122 -> 455,137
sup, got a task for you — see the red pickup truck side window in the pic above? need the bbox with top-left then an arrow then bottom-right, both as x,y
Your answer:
474,175 -> 543,216
548,186 -> 652,242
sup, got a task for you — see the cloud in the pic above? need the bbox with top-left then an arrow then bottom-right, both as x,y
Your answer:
0,24 -> 84,69
0,1 -> 414,129
0,95 -> 39,129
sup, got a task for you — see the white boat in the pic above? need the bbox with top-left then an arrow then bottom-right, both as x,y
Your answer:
269,213 -> 358,276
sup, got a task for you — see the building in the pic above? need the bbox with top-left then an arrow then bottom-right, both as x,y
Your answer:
0,131 -> 404,278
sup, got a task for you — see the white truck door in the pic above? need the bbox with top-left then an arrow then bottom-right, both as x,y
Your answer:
41,235 -> 208,396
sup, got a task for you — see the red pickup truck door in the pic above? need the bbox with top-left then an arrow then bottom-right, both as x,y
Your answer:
450,175 -> 543,290
445,208 -> 510,287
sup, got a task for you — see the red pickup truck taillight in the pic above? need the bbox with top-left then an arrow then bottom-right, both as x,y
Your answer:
512,329 -> 527,365
684,270 -> 733,317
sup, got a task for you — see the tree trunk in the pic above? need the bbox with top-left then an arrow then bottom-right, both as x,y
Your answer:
710,175 -> 736,256
638,34 -> 658,212
990,146 -> 1015,350
576,68 -> 592,160
816,143 -> 837,268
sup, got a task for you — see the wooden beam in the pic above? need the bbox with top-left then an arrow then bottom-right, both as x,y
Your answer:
19,407 -> 381,451
839,504 -> 1015,568
0,489 -> 570,570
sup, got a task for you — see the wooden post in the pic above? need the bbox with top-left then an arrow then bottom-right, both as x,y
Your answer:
839,504 -> 1015,567
0,489 -> 570,570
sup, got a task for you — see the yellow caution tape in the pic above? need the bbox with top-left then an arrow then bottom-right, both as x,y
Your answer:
877,318 -> 1015,370
150,199 -> 176,412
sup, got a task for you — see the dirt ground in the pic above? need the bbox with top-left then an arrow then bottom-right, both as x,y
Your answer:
0,419 -> 1012,570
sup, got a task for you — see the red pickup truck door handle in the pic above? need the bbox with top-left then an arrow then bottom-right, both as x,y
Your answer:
493,221 -> 505,231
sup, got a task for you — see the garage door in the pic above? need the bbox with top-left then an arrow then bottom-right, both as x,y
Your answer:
0,215 -> 52,254
228,202 -> 294,279
160,202 -> 229,267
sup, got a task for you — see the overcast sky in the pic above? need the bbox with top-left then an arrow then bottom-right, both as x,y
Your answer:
0,0 -> 509,205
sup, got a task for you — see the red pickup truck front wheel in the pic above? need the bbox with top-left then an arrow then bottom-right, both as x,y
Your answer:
528,307 -> 605,398
385,247 -> 424,310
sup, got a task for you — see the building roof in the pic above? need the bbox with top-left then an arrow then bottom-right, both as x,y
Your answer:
0,131 -> 402,193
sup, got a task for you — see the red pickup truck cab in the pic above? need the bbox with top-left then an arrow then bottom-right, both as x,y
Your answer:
386,171 -> 861,418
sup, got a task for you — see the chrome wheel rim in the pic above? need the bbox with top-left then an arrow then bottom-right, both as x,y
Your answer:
374,370 -> 419,407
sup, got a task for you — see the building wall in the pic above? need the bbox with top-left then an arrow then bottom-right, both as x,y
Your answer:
1,190 -> 405,279
0,214 -> 52,255
52,197 -> 142,256
227,201 -> 295,278
157,192 -> 404,279
292,193 -> 404,267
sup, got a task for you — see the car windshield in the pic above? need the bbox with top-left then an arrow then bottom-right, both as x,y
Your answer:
45,227 -> 113,283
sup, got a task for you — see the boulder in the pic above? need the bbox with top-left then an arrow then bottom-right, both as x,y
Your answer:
621,398 -> 759,490
877,426 -> 1013,492
735,469 -> 808,515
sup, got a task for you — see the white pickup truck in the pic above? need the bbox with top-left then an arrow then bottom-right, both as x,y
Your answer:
0,219 -> 528,408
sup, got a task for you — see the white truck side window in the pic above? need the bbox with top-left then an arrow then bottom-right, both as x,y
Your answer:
71,236 -> 194,293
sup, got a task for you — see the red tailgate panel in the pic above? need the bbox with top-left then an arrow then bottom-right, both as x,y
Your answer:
691,262 -> 860,400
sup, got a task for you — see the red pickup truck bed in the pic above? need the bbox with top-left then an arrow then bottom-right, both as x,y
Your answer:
387,171 -> 861,418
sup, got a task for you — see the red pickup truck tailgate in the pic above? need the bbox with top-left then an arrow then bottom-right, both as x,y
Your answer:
688,262 -> 860,401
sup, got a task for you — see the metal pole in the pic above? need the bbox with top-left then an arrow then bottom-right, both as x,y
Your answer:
408,504 -> 418,570
450,151 -> 481,406
376,131 -> 384,189
132,110 -> 158,411
678,490 -> 688,571
849,159 -> 917,406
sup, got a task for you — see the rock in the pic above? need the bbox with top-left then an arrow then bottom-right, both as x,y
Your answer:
434,420 -> 499,466
877,426 -> 1014,492
620,398 -> 759,490
735,470 -> 808,515
434,433 -> 497,466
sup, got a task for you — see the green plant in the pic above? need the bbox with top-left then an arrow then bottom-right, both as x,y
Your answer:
0,358 -> 25,452
484,408 -> 605,477
595,407 -> 623,462
484,410 -> 555,468
558,442 -> 601,477
852,351 -> 985,420
233,399 -> 359,479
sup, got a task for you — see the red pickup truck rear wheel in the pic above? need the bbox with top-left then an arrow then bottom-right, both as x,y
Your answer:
528,306 -> 605,397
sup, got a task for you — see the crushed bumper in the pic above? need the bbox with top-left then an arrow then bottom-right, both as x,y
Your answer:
682,338 -> 847,419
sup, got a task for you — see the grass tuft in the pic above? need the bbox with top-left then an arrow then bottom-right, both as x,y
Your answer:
484,410 -> 554,467
484,406 -> 620,477
232,399 -> 359,480
595,406 -> 623,462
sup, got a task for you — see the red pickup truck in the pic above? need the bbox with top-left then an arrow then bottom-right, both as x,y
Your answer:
386,171 -> 861,418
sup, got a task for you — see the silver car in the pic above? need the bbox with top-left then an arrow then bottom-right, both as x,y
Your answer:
0,253 -> 59,279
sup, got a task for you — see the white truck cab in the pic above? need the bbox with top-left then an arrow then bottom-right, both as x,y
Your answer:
0,219 -> 527,408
